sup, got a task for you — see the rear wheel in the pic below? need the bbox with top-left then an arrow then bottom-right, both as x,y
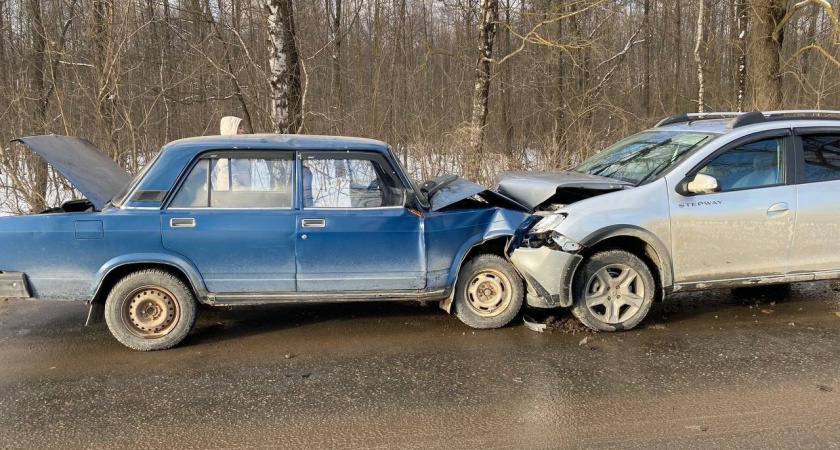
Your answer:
104,269 -> 197,351
454,254 -> 524,329
571,250 -> 655,332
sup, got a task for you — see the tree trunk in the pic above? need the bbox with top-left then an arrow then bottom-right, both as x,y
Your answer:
694,0 -> 706,112
328,0 -> 342,125
747,0 -> 786,110
467,0 -> 499,180
27,0 -> 48,212
673,0 -> 681,112
736,0 -> 748,111
266,0 -> 302,134
642,0 -> 652,116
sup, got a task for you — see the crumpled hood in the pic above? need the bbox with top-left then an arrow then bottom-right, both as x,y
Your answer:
495,170 -> 632,210
425,175 -> 528,212
14,135 -> 132,209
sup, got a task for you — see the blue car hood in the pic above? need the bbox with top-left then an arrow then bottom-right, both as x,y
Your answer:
14,135 -> 132,210
428,176 -> 529,212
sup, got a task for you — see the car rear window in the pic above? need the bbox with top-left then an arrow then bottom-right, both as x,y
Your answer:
170,154 -> 294,208
801,134 -> 840,183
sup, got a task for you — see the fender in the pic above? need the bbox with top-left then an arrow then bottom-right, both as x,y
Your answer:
580,224 -> 675,289
439,232 -> 515,313
89,252 -> 208,301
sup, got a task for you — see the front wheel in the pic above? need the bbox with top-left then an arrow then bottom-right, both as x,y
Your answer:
454,254 -> 524,329
104,269 -> 197,351
571,250 -> 655,332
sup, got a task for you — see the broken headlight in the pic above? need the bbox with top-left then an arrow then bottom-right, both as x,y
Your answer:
530,213 -> 566,234
551,232 -> 582,253
519,213 -> 569,249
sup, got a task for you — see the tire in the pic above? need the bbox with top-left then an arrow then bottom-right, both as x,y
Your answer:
571,250 -> 655,332
453,254 -> 524,329
104,269 -> 197,351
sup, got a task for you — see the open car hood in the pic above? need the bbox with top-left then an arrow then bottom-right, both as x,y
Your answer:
14,135 -> 132,210
495,171 -> 632,210
426,175 -> 528,212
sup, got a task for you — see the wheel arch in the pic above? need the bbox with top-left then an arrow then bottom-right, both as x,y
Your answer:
89,254 -> 208,305
579,226 -> 674,300
440,233 -> 514,313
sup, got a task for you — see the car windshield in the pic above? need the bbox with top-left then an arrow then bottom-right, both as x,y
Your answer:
108,151 -> 162,208
574,130 -> 715,185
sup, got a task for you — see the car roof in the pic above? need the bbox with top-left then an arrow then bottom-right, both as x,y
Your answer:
161,133 -> 391,155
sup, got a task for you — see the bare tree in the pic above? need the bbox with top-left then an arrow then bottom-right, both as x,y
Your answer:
747,0 -> 786,110
467,0 -> 499,179
0,0 -> 837,214
266,0 -> 302,133
694,0 -> 706,112
736,0 -> 748,111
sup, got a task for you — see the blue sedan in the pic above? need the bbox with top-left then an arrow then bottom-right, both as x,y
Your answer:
1,134 -> 530,350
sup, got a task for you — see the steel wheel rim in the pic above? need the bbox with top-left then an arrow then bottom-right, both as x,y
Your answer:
465,269 -> 513,318
584,264 -> 645,324
120,285 -> 181,339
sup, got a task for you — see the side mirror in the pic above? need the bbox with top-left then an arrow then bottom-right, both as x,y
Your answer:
684,173 -> 719,195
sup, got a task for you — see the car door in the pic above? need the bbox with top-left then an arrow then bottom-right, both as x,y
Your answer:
789,130 -> 840,274
668,132 -> 796,283
295,151 -> 425,291
161,151 -> 298,293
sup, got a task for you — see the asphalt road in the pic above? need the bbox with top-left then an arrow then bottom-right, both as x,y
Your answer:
1,282 -> 839,449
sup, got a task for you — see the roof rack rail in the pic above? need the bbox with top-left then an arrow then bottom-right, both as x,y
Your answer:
762,109 -> 840,117
656,110 -> 840,129
655,112 -> 743,127
727,110 -> 840,129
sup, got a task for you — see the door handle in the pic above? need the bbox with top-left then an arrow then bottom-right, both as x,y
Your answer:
170,218 -> 195,228
766,202 -> 789,216
301,218 -> 326,228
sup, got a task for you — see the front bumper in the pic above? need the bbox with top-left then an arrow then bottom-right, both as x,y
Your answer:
509,246 -> 581,309
0,271 -> 32,298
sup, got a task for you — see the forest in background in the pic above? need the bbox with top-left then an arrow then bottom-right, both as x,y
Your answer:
0,0 -> 838,214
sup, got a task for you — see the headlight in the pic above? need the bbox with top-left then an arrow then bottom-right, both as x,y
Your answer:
551,232 -> 582,253
530,213 -> 566,234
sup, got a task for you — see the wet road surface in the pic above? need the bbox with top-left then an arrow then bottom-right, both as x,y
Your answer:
1,282 -> 839,449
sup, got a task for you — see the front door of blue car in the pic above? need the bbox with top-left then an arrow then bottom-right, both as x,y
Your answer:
161,151 -> 298,293
295,151 -> 425,291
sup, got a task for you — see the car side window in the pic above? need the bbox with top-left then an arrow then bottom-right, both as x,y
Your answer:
170,155 -> 294,208
801,134 -> 840,183
698,137 -> 784,192
302,156 -> 402,208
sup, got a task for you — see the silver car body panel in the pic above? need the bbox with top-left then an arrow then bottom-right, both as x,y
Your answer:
509,118 -> 840,308
496,171 -> 631,210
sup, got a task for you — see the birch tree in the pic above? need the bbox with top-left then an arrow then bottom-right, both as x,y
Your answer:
694,0 -> 706,112
266,0 -> 302,133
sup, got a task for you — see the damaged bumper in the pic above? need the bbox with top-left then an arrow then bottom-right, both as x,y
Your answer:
507,214 -> 583,308
0,271 -> 32,298
510,246 -> 581,308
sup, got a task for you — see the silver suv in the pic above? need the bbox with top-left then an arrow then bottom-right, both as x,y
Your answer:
500,110 -> 840,331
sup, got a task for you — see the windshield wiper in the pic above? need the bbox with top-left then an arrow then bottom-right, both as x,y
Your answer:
589,139 -> 673,178
634,140 -> 703,186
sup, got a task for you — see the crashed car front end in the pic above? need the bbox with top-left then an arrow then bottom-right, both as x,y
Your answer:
508,212 -> 584,309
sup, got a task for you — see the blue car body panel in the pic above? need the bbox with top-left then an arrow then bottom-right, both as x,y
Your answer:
294,208 -> 427,291
1,134 -> 529,304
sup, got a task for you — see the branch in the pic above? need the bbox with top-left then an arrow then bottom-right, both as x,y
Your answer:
774,0 -> 840,42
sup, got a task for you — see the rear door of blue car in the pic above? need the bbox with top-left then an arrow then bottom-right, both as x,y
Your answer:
161,150 -> 298,293
295,151 -> 425,291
